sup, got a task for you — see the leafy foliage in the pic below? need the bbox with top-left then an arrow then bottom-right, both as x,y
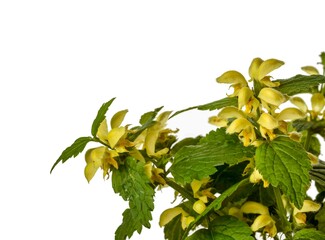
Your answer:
293,228 -> 325,240
50,136 -> 93,173
187,216 -> 253,240
91,98 -> 115,137
170,129 -> 255,184
276,74 -> 325,95
112,157 -> 155,240
255,137 -> 311,208
53,53 -> 325,240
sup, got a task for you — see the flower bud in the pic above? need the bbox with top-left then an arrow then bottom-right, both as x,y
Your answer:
193,200 -> 206,214
301,66 -> 319,75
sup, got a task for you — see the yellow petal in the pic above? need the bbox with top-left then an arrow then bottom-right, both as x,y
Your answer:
218,107 -> 245,119
290,97 -> 308,113
181,215 -> 195,229
249,168 -> 264,184
226,118 -> 253,134
238,87 -> 253,109
159,207 -> 184,227
296,200 -> 321,213
301,66 -> 319,75
251,214 -> 277,237
156,111 -> 172,125
208,116 -> 228,127
257,58 -> 284,80
191,179 -> 202,195
259,76 -> 280,87
110,109 -> 128,129
311,93 -> 325,113
249,58 -> 264,80
228,207 -> 243,220
216,70 -> 247,86
107,126 -> 126,148
193,200 -> 206,214
258,87 -> 286,107
257,112 -> 279,129
85,147 -> 106,166
241,201 -> 269,215
276,108 -> 306,121
97,119 -> 109,143
84,162 -> 100,183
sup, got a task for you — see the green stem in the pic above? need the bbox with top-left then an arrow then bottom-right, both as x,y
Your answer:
273,186 -> 292,238
164,178 -> 196,203
304,129 -> 313,151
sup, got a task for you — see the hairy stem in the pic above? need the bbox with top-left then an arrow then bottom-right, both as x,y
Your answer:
273,186 -> 292,238
164,178 -> 196,203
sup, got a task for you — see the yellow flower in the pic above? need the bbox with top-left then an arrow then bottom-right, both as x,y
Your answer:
144,162 -> 166,186
249,58 -> 284,87
249,168 -> 269,188
216,70 -> 248,96
237,87 -> 260,116
227,118 -> 256,146
240,201 -> 277,237
209,107 -> 245,127
251,214 -> 277,238
257,112 -> 279,140
84,147 -> 119,182
144,111 -> 172,157
159,207 -> 194,229
311,93 -> 325,118
276,108 -> 306,121
293,200 -> 321,225
97,110 -> 131,152
258,87 -> 287,112
290,97 -> 308,113
240,201 -> 269,215
190,178 -> 215,208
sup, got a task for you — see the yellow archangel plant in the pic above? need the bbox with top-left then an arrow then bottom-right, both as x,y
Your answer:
52,52 -> 325,240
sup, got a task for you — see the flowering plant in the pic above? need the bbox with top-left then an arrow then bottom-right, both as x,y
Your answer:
52,53 -> 325,240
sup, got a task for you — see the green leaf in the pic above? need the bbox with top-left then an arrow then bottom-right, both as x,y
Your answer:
255,136 -> 311,208
197,97 -> 238,111
128,106 -> 163,141
170,129 -> 255,185
293,228 -> 325,240
276,74 -> 325,95
139,106 -> 163,125
163,214 -> 185,240
310,160 -> 325,191
316,204 -> 325,233
112,157 -> 155,240
187,216 -> 253,240
50,136 -> 93,173
170,97 -> 237,118
91,98 -> 115,137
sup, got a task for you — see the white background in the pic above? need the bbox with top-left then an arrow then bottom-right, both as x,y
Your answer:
1,1 -> 325,239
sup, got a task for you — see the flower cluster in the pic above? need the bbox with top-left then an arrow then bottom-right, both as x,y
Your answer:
209,57 -> 306,147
